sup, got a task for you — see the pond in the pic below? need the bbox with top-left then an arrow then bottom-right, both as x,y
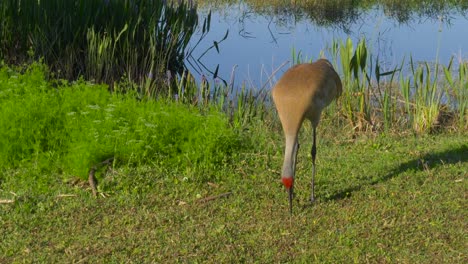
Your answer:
186,1 -> 468,88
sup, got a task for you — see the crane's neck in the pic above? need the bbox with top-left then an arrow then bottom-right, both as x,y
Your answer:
281,134 -> 299,188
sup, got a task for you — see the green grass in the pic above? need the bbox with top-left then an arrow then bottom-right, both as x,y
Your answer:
1,128 -> 466,262
1,63 -> 467,262
0,63 -> 248,184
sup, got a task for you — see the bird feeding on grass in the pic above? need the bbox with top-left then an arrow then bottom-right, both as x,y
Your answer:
272,58 -> 342,213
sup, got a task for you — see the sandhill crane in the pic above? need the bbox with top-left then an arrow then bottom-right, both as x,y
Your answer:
272,58 -> 342,213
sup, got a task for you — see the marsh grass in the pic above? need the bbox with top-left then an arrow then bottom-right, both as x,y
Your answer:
289,37 -> 467,134
337,38 -> 374,131
443,59 -> 468,130
314,37 -> 468,134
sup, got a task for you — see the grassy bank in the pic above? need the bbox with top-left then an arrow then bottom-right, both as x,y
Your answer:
0,62 -> 467,262
2,137 -> 466,262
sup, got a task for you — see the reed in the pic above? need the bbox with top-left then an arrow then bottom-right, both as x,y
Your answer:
324,37 -> 466,133
399,65 -> 412,122
378,60 -> 400,132
336,38 -> 373,131
166,69 -> 271,128
410,60 -> 440,133
443,59 -> 468,130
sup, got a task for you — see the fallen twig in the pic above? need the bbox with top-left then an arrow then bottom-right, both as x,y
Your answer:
0,199 -> 14,204
207,182 -> 219,188
197,192 -> 232,203
56,194 -> 77,198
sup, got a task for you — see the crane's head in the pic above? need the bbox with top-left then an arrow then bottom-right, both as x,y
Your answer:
282,177 -> 294,214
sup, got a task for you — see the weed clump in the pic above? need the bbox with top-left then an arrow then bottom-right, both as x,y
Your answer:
0,64 -> 247,182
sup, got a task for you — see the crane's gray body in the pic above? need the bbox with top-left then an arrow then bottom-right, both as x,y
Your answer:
272,59 -> 342,211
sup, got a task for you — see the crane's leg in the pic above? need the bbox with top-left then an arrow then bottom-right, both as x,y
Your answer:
310,127 -> 317,203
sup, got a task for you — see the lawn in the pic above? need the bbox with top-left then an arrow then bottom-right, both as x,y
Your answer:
1,130 -> 466,262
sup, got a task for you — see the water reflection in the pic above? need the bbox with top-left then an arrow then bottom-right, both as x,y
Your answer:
198,0 -> 468,26
187,1 -> 468,87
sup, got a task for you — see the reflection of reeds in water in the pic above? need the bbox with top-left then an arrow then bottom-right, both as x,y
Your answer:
196,0 -> 468,27
0,0 -> 199,92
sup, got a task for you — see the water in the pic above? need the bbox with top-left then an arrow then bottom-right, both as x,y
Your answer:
186,1 -> 468,88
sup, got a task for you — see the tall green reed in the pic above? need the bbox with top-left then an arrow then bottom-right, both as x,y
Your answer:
375,58 -> 403,132
327,37 -> 464,133
443,59 -> 468,130
410,59 -> 443,133
337,38 -> 373,131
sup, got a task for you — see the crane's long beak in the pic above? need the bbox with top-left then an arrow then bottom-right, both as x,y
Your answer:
282,177 -> 294,214
288,186 -> 293,214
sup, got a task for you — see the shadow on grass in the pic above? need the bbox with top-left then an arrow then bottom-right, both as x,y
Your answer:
325,144 -> 468,201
